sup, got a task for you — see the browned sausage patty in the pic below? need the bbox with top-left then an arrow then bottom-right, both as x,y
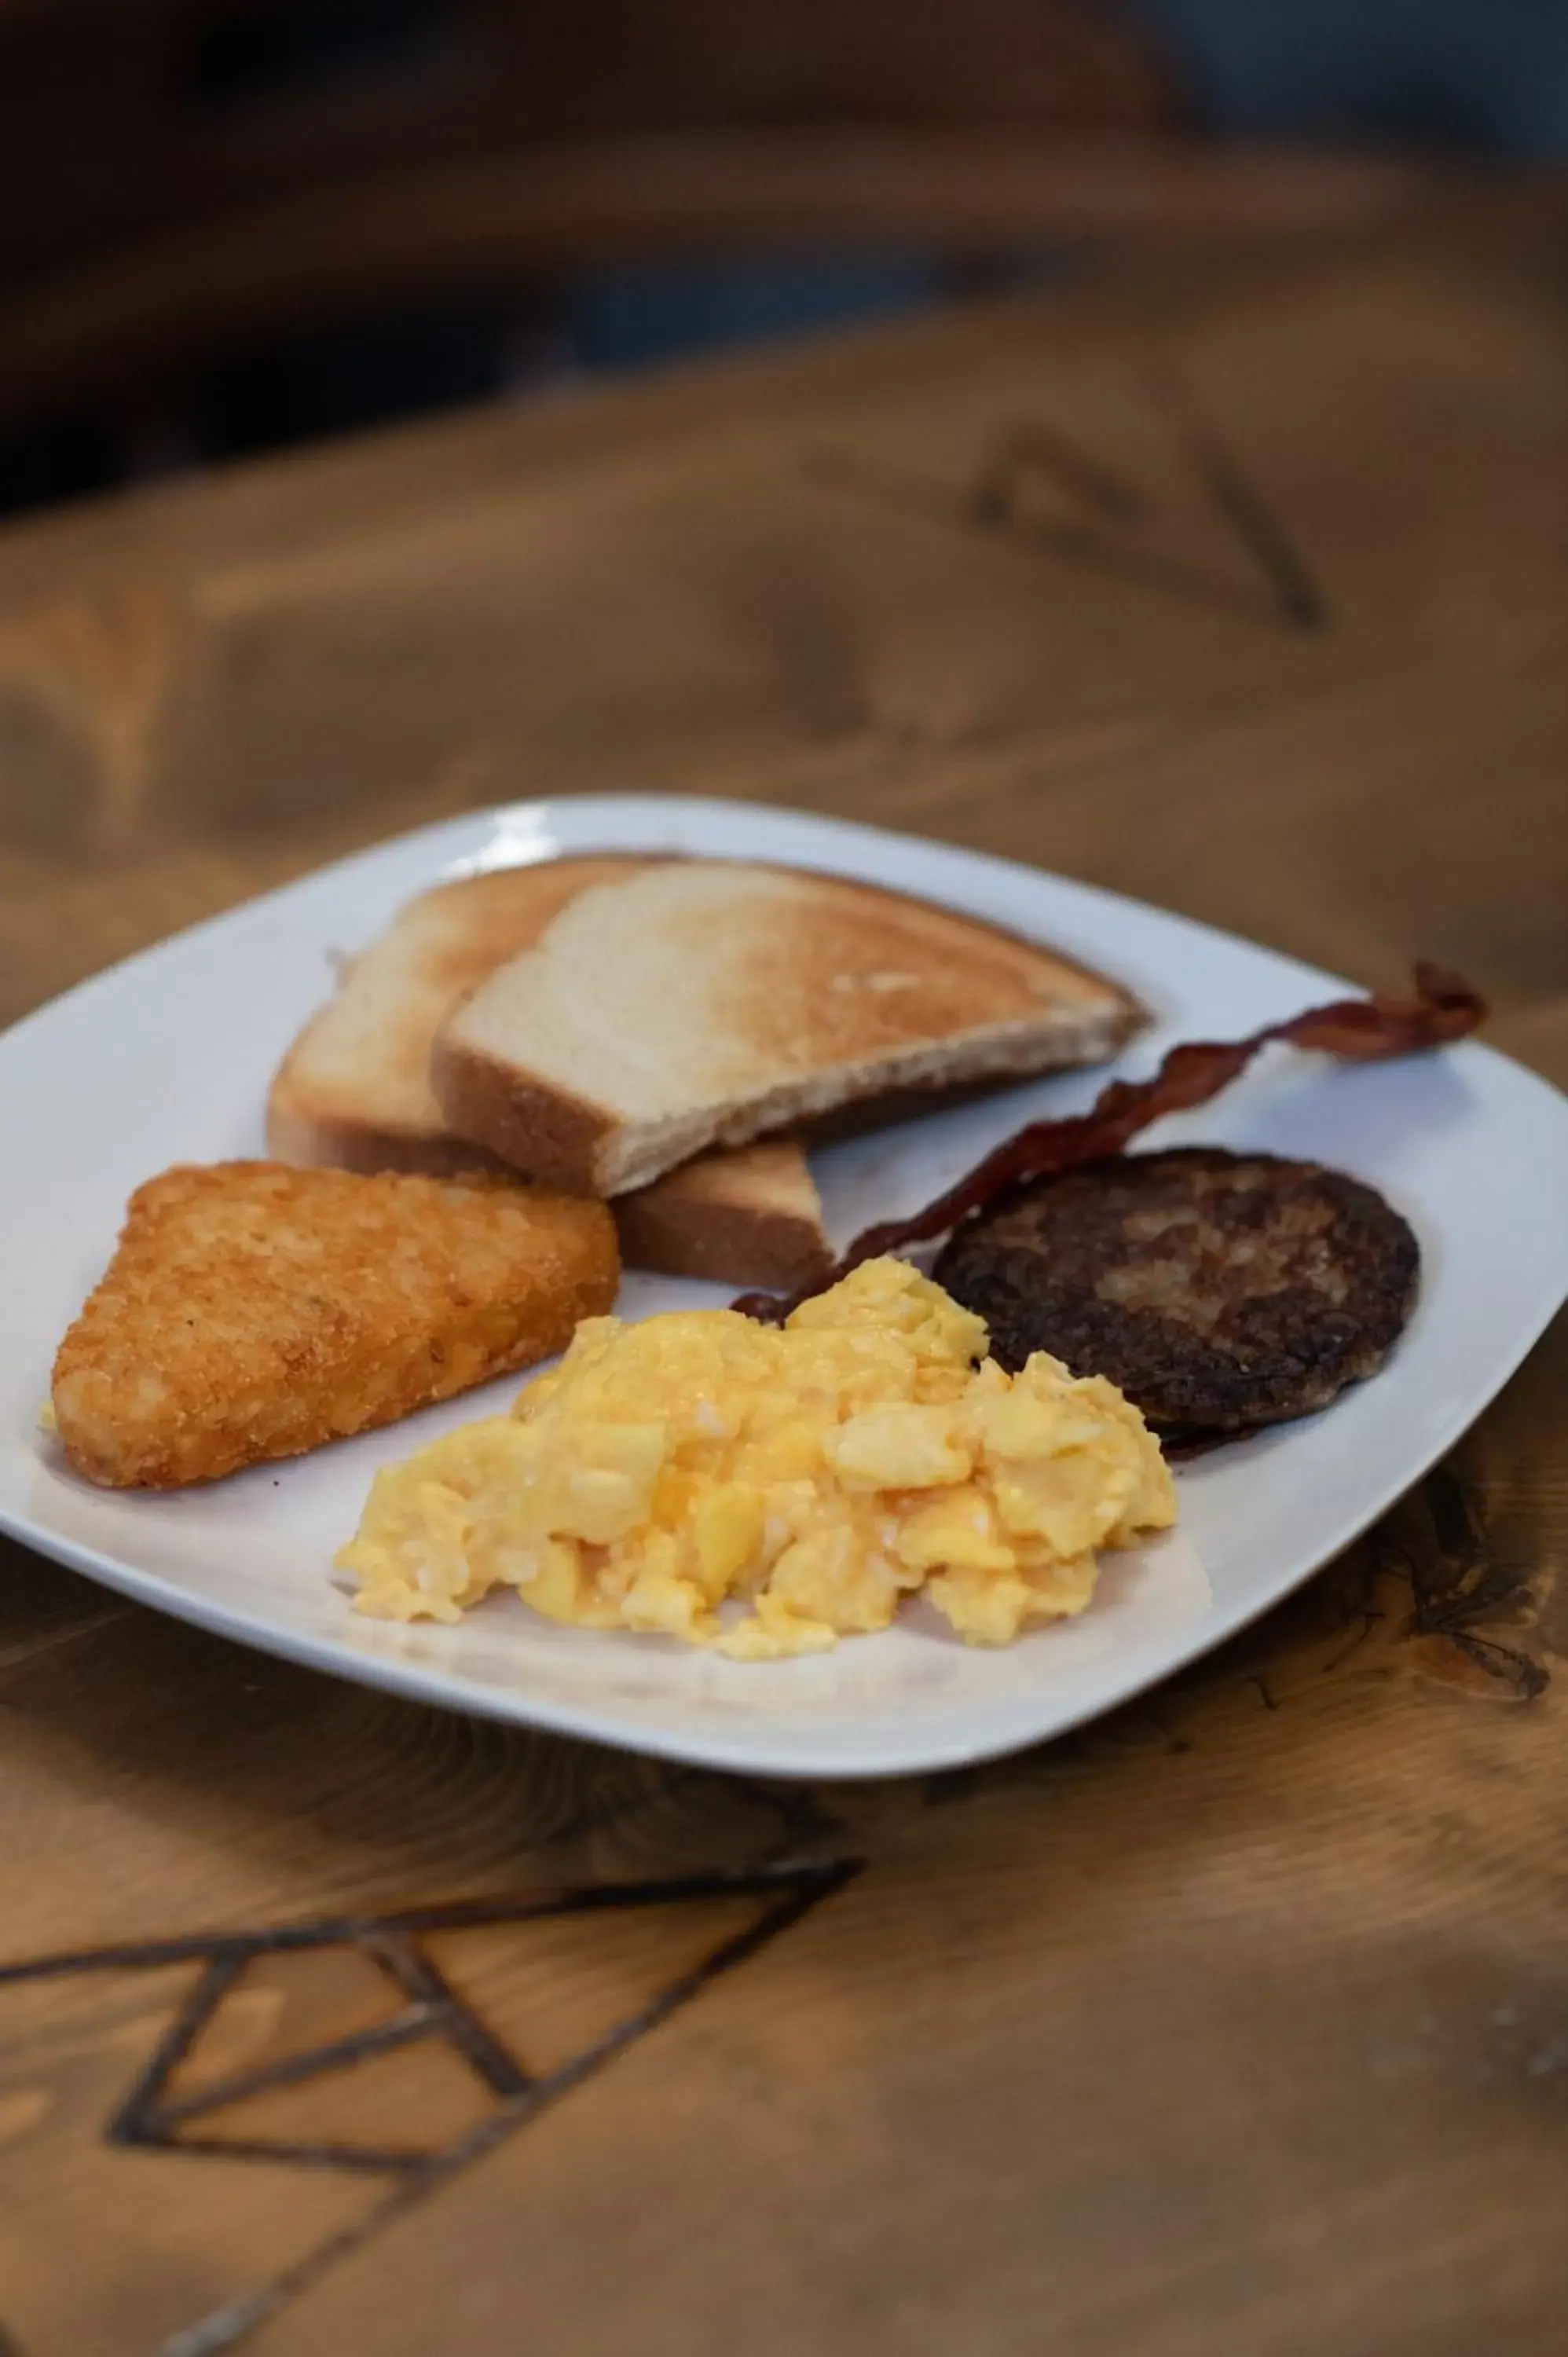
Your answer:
935,1147 -> 1419,1437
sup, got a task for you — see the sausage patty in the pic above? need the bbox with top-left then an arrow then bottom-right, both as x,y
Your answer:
935,1146 -> 1419,1438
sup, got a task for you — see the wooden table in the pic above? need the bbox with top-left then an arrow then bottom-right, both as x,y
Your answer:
2,194 -> 1566,2357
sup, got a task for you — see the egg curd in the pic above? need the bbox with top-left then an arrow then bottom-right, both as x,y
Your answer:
337,1257 -> 1175,1658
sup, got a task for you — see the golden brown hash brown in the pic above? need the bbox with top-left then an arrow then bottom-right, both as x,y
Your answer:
936,1147 -> 1419,1438
51,1161 -> 619,1489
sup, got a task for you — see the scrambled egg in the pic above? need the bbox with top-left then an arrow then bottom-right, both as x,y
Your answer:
338,1258 -> 1175,1658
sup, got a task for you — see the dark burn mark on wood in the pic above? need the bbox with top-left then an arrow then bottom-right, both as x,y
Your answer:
806,444 -> 1270,629
146,2011 -> 458,2131
730,1773 -> 848,1856
361,1928 -> 532,2098
107,1926 -> 537,2171
1139,363 -> 1328,632
14,1864 -> 863,2172
1330,1464 -> 1550,1700
104,1949 -> 245,2145
3,1860 -> 863,2355
971,420 -> 1150,530
0,1859 -> 852,1988
805,371 -> 1329,637
1398,1464 -> 1550,1700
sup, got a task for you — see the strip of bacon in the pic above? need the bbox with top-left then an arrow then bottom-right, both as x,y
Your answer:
734,963 -> 1485,1322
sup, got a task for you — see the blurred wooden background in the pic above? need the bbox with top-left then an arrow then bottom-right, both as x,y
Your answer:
0,0 -> 1443,511
0,0 -> 1175,291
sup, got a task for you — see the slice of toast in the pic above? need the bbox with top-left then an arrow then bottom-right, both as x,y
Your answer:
269,860 -> 654,1172
267,859 -> 831,1288
434,862 -> 1145,1196
51,1162 -> 619,1489
614,1136 -> 829,1288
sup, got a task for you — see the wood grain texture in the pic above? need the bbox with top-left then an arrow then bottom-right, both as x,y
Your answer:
1,193 -> 1566,2357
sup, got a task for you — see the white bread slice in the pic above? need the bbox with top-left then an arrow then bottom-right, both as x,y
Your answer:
433,861 -> 1145,1197
266,859 -> 832,1289
269,859 -> 656,1172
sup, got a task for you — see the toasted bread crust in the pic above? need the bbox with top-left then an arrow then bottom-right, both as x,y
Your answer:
430,1032 -> 621,1192
267,856 -> 663,1145
439,1002 -> 1144,1196
51,1162 -> 619,1489
614,1142 -> 834,1290
435,862 -> 1145,1195
265,1100 -> 515,1179
611,1196 -> 832,1290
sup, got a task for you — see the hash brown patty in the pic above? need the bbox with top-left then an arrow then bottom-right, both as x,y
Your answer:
52,1161 -> 619,1488
935,1147 -> 1419,1438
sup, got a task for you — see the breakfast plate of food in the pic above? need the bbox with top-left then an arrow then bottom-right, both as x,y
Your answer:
3,794 -> 1565,1777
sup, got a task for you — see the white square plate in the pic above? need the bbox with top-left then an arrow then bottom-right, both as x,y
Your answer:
3,796 -> 1565,1779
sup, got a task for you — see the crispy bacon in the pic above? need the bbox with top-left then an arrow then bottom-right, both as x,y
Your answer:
734,962 -> 1485,1322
